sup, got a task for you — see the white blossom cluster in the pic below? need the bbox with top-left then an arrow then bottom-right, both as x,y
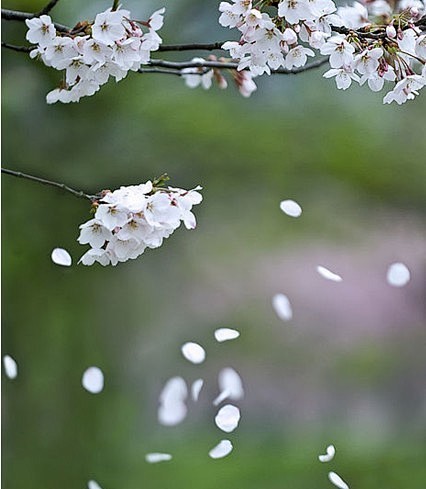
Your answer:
219,0 -> 426,104
25,6 -> 165,103
181,56 -> 258,97
77,181 -> 202,266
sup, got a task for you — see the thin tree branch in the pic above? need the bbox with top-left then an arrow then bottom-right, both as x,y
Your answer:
1,41 -> 33,53
139,67 -> 183,76
158,42 -> 224,52
1,167 -> 97,201
147,57 -> 329,74
1,8 -> 69,32
36,0 -> 61,16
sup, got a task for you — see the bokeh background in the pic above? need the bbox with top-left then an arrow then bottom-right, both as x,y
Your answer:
2,0 -> 426,488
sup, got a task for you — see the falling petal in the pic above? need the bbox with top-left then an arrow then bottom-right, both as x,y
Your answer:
316,266 -> 342,282
82,366 -> 104,394
3,355 -> 18,379
318,444 -> 336,462
191,378 -> 204,402
279,199 -> 302,217
51,247 -> 72,266
214,328 -> 240,342
158,376 -> 188,426
215,404 -> 241,433
386,262 -> 410,287
158,402 -> 187,426
328,471 -> 350,489
181,342 -> 206,364
159,377 -> 188,404
209,439 -> 233,459
214,368 -> 244,406
145,452 -> 173,463
88,481 -> 102,489
272,293 -> 293,321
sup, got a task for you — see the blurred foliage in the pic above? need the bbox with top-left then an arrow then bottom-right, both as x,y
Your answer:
2,0 -> 426,488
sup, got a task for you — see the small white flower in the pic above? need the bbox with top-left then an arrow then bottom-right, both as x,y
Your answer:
25,15 -> 56,47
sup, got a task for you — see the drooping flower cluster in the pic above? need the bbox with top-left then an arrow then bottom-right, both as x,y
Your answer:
219,0 -> 426,104
25,6 -> 165,103
77,180 -> 202,266
181,56 -> 258,97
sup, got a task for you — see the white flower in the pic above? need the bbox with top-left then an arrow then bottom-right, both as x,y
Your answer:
92,9 -> 127,46
323,66 -> 360,89
95,203 -> 130,230
285,45 -> 315,69
355,47 -> 383,75
320,37 -> 355,68
25,15 -> 56,47
149,8 -> 166,31
278,0 -> 313,24
78,219 -> 112,248
44,37 -> 78,69
383,75 -> 425,104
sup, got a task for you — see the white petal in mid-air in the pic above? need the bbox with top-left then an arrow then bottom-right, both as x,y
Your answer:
279,199 -> 302,217
318,444 -> 336,462
3,355 -> 18,379
272,293 -> 293,321
386,262 -> 411,287
82,366 -> 104,394
191,378 -> 204,401
145,452 -> 173,463
214,328 -> 240,342
181,342 -> 206,364
158,376 -> 188,426
215,404 -> 241,433
209,439 -> 233,459
328,471 -> 350,489
51,247 -> 72,266
88,481 -> 102,489
213,368 -> 244,406
316,266 -> 342,282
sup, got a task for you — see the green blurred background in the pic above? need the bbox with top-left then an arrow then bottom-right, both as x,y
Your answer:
2,1 -> 426,488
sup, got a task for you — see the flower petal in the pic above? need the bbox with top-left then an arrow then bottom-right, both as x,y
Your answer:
386,262 -> 410,287
272,293 -> 293,321
3,355 -> 18,379
279,199 -> 302,217
316,266 -> 342,282
215,404 -> 241,432
181,342 -> 206,364
51,247 -> 72,266
82,366 -> 104,394
209,439 -> 233,459
214,328 -> 240,342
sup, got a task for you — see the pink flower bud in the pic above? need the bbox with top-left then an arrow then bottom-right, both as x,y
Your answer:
386,25 -> 396,38
283,28 -> 297,45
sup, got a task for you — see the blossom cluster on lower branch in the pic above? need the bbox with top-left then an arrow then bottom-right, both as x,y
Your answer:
219,0 -> 426,104
26,5 -> 165,103
181,55 -> 258,97
78,181 -> 202,266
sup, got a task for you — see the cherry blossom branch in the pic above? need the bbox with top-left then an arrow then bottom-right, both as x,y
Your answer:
1,41 -> 32,53
146,57 -> 329,74
1,8 -> 69,32
1,167 -> 97,201
158,42 -> 224,52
